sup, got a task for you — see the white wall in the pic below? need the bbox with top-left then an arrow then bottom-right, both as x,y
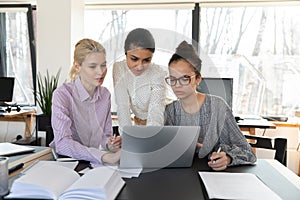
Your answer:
36,0 -> 84,87
0,0 -> 84,145
0,122 -> 26,142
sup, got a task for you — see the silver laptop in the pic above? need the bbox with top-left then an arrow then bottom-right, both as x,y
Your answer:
0,142 -> 34,156
120,126 -> 200,169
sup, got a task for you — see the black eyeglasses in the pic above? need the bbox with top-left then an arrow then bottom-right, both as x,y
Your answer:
165,74 -> 196,86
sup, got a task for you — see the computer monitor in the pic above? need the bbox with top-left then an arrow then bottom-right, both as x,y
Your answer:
197,77 -> 233,108
0,77 -> 15,106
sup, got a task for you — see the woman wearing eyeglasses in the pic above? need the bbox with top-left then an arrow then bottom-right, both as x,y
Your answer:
113,28 -> 167,129
164,41 -> 256,171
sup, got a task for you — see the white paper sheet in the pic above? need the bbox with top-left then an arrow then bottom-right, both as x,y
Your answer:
89,164 -> 142,178
199,172 -> 282,200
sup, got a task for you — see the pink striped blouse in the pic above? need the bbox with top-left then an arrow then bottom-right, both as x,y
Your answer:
50,78 -> 112,164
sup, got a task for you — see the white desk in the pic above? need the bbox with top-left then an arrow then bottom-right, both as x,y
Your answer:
265,159 -> 300,189
237,118 -> 276,135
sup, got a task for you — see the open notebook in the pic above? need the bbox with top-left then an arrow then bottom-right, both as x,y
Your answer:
0,142 -> 34,156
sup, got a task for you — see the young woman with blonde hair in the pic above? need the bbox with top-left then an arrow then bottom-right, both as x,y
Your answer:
50,38 -> 121,165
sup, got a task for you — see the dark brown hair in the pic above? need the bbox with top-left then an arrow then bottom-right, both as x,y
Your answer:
168,41 -> 202,77
124,28 -> 155,54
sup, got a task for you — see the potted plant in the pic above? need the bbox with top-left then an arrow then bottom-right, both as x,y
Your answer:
35,69 -> 61,132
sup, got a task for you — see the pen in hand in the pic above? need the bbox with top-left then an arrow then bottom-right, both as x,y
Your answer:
212,147 -> 222,164
111,134 -> 116,144
107,133 -> 121,152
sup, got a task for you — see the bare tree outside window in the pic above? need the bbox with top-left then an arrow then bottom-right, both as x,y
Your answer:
1,10 -> 34,105
200,6 -> 300,117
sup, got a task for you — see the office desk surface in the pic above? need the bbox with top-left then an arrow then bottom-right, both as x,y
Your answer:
7,153 -> 300,200
116,157 -> 300,200
0,109 -> 36,138
238,118 -> 276,136
237,118 -> 276,129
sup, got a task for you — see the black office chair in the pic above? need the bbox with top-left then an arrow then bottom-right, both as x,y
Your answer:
244,135 -> 287,166
45,126 -> 54,147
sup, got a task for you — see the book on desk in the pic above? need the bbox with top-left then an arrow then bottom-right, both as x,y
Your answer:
6,164 -> 125,200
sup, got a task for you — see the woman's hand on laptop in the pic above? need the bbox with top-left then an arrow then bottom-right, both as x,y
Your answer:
107,136 -> 122,152
101,150 -> 121,164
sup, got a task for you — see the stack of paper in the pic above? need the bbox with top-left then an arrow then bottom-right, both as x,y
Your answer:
85,164 -> 142,178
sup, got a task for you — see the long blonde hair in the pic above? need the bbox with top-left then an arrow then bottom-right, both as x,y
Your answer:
69,38 -> 106,81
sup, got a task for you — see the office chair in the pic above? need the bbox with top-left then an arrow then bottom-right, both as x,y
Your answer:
45,126 -> 54,147
244,135 -> 287,166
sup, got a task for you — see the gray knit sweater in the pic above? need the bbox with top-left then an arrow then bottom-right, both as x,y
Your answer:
164,94 -> 256,166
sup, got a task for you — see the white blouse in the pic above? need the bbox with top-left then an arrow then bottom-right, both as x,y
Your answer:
113,60 -> 167,129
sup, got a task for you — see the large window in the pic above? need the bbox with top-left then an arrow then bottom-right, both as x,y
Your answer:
200,4 -> 300,116
85,8 -> 193,111
1,2 -> 299,117
85,3 -> 300,117
0,5 -> 35,105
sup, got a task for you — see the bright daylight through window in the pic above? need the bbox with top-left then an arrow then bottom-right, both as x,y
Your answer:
0,8 -> 34,105
85,4 -> 300,117
200,5 -> 300,117
85,9 -> 192,112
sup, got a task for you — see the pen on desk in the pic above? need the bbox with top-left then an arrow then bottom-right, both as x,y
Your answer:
51,148 -> 58,161
9,163 -> 24,174
56,157 -> 78,162
88,163 -> 93,169
212,147 -> 222,164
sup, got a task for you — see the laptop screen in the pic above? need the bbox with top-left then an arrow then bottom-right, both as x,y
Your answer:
0,77 -> 15,105
120,126 -> 200,169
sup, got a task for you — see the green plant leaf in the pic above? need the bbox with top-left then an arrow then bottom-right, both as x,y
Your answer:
35,69 -> 61,115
